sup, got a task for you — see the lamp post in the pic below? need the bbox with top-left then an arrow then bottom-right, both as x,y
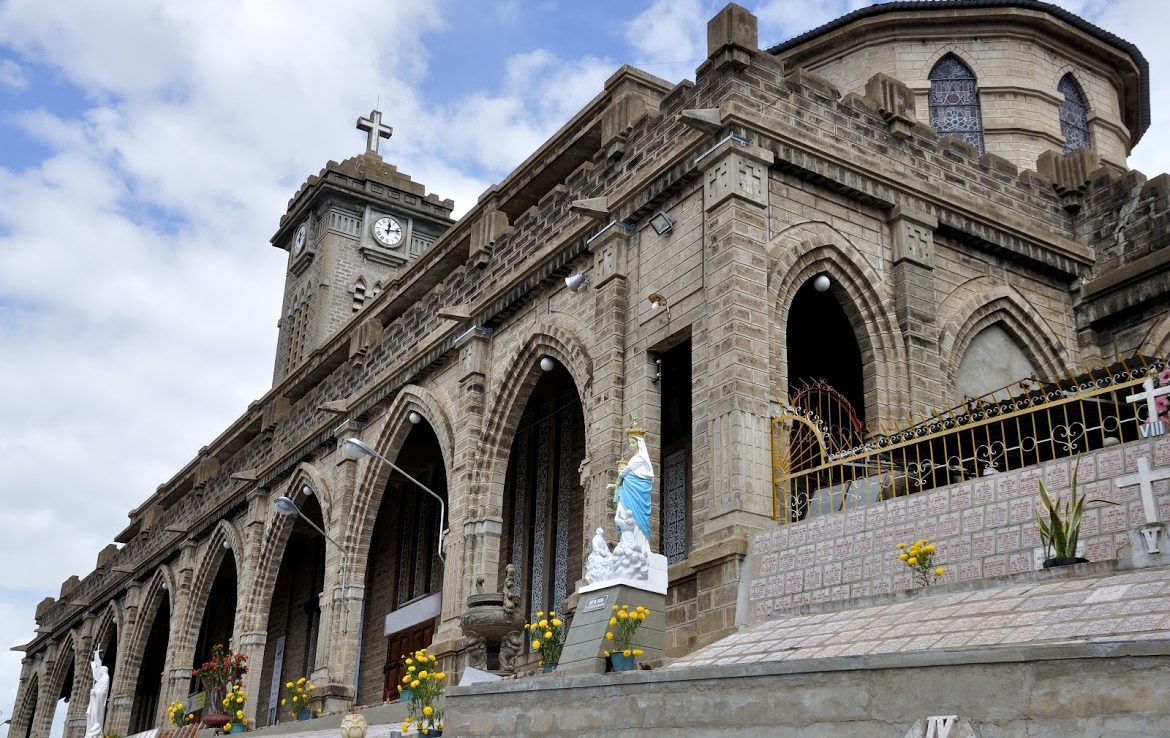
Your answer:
343,437 -> 446,560
272,496 -> 350,632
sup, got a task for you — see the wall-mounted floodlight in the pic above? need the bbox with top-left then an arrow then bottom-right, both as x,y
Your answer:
565,273 -> 587,292
649,212 -> 674,235
648,292 -> 668,311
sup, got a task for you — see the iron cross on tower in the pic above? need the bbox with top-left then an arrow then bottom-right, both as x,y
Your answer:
356,109 -> 393,155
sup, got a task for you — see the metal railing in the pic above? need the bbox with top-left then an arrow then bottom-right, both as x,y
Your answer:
771,356 -> 1168,523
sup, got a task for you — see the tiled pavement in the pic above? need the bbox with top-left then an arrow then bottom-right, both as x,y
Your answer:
670,562 -> 1170,669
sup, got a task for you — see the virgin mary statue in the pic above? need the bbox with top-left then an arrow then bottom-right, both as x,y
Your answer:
613,422 -> 652,540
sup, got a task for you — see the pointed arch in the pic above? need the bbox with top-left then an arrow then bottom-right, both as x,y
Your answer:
246,464 -> 332,635
43,633 -> 77,723
110,566 -> 175,714
769,222 -> 909,427
928,52 -> 985,154
1058,73 -> 1092,152
13,671 -> 40,738
938,280 -> 1070,391
477,319 -> 595,516
182,520 -> 246,643
91,601 -> 123,659
348,384 -> 456,573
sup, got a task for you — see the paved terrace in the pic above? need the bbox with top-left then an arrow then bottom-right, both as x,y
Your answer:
673,560 -> 1170,669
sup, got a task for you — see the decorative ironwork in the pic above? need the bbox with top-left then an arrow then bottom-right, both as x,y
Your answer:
530,414 -> 551,610
509,433 -> 529,595
554,415 -> 573,609
928,55 -> 985,154
772,356 -> 1167,523
1059,74 -> 1092,153
663,449 -> 688,564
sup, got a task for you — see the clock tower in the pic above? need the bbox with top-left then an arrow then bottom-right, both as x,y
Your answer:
271,110 -> 455,384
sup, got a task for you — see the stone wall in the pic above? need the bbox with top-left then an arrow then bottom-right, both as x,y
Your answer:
746,435 -> 1170,624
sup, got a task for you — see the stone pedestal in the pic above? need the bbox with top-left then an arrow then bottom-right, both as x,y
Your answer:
1129,523 -> 1169,568
556,572 -> 667,675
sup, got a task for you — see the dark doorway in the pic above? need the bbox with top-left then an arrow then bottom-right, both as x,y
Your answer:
192,550 -> 238,692
129,596 -> 170,734
787,278 -> 866,431
658,339 -> 692,564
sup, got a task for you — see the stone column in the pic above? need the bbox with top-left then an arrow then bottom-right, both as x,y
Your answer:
581,224 -> 630,557
31,646 -> 59,738
237,489 -> 271,727
63,625 -> 94,738
889,206 -> 944,419
693,132 -> 776,646
9,656 -> 37,738
159,545 -> 197,721
434,327 -> 492,665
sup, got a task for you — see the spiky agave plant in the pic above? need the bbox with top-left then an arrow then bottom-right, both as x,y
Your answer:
1036,464 -> 1117,561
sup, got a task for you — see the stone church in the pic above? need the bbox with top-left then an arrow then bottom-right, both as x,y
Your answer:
10,1 -> 1169,736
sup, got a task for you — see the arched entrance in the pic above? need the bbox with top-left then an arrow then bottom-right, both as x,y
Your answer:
191,550 -> 239,686
258,496 -> 325,724
17,674 -> 39,738
787,277 -> 866,436
129,596 -> 170,734
47,646 -> 74,738
357,421 -> 447,705
500,363 -> 586,618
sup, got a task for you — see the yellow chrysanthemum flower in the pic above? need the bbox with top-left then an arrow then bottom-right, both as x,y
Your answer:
609,617 -> 617,626
935,567 -> 945,576
551,618 -> 562,627
419,671 -> 428,679
544,630 -> 553,639
622,649 -> 631,657
285,681 -> 293,689
223,724 -> 232,732
539,619 -> 548,628
411,679 -> 420,689
908,557 -> 917,565
605,632 -> 614,640
436,672 -> 445,680
532,639 -> 542,650
634,649 -> 643,656
236,710 -> 245,719
281,699 -> 287,706
423,706 -> 434,717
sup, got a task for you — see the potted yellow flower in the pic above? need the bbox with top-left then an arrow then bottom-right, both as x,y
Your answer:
398,648 -> 445,736
164,701 -> 194,736
602,603 -> 648,672
281,676 -> 315,721
220,682 -> 248,733
897,539 -> 944,587
522,610 -> 565,672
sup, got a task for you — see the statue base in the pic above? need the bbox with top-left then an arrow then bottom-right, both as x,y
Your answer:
580,552 -> 668,596
557,566 -> 667,676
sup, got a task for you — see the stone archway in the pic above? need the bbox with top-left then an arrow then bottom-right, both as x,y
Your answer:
128,590 -> 171,734
355,418 -> 448,705
255,493 -> 326,725
13,672 -> 39,738
38,637 -> 75,738
497,361 -> 587,619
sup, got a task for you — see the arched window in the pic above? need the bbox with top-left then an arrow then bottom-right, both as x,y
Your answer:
928,54 -> 985,154
1058,74 -> 1091,152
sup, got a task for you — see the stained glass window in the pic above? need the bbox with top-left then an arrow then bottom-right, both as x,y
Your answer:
1058,74 -> 1092,153
928,55 -> 985,154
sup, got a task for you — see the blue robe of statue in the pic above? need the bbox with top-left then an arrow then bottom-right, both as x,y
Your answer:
613,436 -> 653,538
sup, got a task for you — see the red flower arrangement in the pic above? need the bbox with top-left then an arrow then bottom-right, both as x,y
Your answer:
192,644 -> 248,690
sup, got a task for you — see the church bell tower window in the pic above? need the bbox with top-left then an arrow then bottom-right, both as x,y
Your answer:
928,54 -> 985,154
1058,74 -> 1092,153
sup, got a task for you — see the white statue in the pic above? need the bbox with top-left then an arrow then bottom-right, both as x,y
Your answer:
84,650 -> 110,738
585,422 -> 653,585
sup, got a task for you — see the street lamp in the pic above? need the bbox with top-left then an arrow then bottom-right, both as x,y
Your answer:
272,495 -> 351,632
343,437 -> 446,560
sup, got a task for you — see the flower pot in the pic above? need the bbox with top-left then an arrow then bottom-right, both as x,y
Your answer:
1042,556 -> 1089,569
542,662 -> 558,673
201,714 -> 230,731
297,709 -> 311,721
609,653 -> 636,672
398,688 -> 414,703
230,724 -> 246,734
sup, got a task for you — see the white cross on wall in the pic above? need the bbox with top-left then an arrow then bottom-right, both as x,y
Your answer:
1125,377 -> 1170,424
1116,456 -> 1170,525
356,109 -> 393,155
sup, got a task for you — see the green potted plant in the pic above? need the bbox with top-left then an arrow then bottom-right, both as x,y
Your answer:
1036,465 -> 1117,568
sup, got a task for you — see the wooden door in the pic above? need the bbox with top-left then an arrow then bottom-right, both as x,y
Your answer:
383,620 -> 435,701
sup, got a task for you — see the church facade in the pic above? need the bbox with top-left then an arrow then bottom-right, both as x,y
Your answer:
10,2 -> 1168,735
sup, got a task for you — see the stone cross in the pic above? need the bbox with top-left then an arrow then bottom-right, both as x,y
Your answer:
1117,456 -> 1170,525
1117,456 -> 1170,554
1125,377 -> 1170,436
356,109 -> 393,155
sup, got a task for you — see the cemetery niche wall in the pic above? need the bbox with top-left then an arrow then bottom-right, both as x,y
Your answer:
9,2 -> 1170,736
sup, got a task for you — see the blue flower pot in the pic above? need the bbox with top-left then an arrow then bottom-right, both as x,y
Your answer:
230,724 -> 246,734
297,709 -> 311,721
398,688 -> 414,703
609,653 -> 636,672
542,663 -> 557,673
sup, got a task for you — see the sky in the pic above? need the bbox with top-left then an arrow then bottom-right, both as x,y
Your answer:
0,0 -> 1165,733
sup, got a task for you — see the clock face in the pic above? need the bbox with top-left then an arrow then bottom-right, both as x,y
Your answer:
293,223 -> 308,254
372,216 -> 403,247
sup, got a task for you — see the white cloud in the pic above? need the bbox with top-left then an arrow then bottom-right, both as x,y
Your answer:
0,58 -> 25,91
624,0 -> 708,81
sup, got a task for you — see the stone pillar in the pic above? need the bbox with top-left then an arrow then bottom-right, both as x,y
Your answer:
889,206 -> 944,419
434,327 -> 492,665
31,647 -> 59,738
581,223 -> 630,561
9,656 -> 38,738
238,488 -> 272,726
693,133 -> 776,646
104,582 -> 141,737
63,626 -> 94,738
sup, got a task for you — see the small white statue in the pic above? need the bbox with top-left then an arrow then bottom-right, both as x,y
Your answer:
84,650 -> 109,738
585,528 -> 611,582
